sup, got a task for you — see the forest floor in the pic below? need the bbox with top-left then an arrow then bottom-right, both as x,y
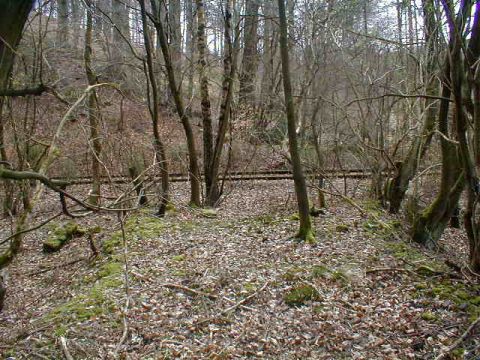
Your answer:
0,180 -> 479,359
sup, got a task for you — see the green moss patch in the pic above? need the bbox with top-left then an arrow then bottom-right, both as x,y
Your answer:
46,256 -> 123,330
172,254 -> 186,262
363,218 -> 401,239
416,280 -> 480,320
102,212 -> 166,254
43,221 -> 85,253
284,285 -> 321,306
420,311 -> 438,322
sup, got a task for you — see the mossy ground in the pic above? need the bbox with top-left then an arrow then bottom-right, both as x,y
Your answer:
37,212 -> 165,344
2,182 -> 477,359
284,284 -> 321,306
43,221 -> 85,253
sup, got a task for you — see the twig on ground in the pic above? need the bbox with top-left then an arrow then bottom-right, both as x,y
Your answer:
195,281 -> 269,326
26,257 -> 86,276
112,212 -> 130,360
366,267 -> 418,277
160,283 -> 219,300
220,281 -> 269,315
434,315 -> 480,360
59,336 -> 74,360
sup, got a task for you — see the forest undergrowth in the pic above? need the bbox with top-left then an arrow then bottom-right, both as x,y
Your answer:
0,180 -> 479,359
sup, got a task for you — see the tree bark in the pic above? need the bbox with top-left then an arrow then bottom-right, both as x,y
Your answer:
239,0 -> 259,104
195,0 -> 214,202
150,0 -> 201,207
84,0 -> 102,206
454,1 -> 480,272
168,0 -> 182,74
111,0 -> 131,81
206,0 -> 237,206
139,0 -> 170,216
186,0 -> 197,103
278,0 -> 314,243
411,35 -> 465,248
0,0 -> 35,216
56,0 -> 69,46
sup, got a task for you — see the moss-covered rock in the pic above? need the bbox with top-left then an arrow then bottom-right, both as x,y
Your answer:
43,221 -> 85,253
284,284 -> 321,306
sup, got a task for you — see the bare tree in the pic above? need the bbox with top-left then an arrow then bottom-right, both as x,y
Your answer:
239,0 -> 260,104
278,0 -> 314,243
138,0 -> 170,216
150,0 -> 202,207
84,0 -> 103,206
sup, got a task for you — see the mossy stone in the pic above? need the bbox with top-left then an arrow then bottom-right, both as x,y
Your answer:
43,221 -> 85,253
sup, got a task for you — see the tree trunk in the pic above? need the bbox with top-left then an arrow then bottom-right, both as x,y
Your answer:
411,50 -> 464,248
84,0 -> 102,206
70,0 -> 82,52
139,0 -> 170,216
168,0 -> 182,75
111,0 -> 131,81
196,0 -> 237,206
56,0 -> 69,46
278,0 -> 314,243
239,0 -> 259,104
195,0 -> 214,203
0,0 -> 34,217
456,1 -> 480,272
150,0 -> 201,207
206,0 -> 237,206
186,0 -> 196,103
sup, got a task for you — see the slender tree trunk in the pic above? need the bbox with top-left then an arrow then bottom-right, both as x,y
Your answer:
206,0 -> 237,206
196,0 -> 237,206
168,0 -> 182,75
239,0 -> 259,104
70,0 -> 82,53
84,0 -> 102,206
195,0 -> 214,202
56,0 -> 69,46
111,0 -> 131,81
186,0 -> 196,103
278,0 -> 314,243
150,0 -> 201,207
139,0 -> 170,216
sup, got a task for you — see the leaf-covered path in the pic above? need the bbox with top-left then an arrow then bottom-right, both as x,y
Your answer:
1,180 -> 479,359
